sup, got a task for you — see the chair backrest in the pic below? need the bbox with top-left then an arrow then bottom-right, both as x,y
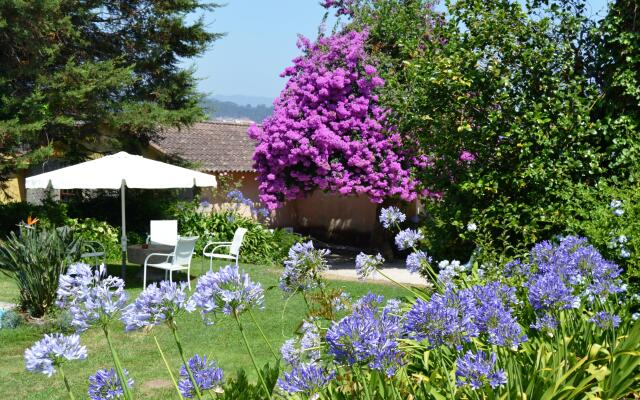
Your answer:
173,236 -> 198,266
149,220 -> 178,246
229,228 -> 248,256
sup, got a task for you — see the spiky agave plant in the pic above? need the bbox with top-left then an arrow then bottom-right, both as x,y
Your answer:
0,225 -> 82,317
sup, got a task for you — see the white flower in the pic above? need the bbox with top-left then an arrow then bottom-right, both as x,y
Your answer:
466,222 -> 477,232
620,248 -> 631,258
610,199 -> 623,209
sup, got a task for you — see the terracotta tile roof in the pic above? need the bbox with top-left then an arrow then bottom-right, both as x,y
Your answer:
152,121 -> 256,172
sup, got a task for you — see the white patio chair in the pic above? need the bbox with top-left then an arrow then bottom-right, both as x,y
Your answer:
80,241 -> 106,266
143,236 -> 198,289
202,228 -> 248,271
146,220 -> 178,246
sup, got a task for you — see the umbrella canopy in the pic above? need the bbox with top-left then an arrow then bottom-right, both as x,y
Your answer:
26,151 -> 216,189
26,152 -> 217,277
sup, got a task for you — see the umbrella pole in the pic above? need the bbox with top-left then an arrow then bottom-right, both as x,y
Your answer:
120,181 -> 127,279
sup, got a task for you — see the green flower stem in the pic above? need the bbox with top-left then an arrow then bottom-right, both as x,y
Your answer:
353,366 -> 372,400
302,292 -> 313,314
170,326 -> 204,400
374,267 -> 424,299
436,350 -> 455,399
233,310 -> 272,400
390,376 -> 402,400
58,364 -> 76,400
248,309 -> 278,361
103,327 -> 134,400
153,334 -> 184,400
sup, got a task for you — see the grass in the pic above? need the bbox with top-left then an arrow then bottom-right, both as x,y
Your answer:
0,257 -> 406,399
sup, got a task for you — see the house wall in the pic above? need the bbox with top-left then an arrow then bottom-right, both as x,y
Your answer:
1,171 -> 27,203
200,171 -> 382,240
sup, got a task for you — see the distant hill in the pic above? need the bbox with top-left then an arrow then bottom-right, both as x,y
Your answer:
212,94 -> 273,107
201,98 -> 273,123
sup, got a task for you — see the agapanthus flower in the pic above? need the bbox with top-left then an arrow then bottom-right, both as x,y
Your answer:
281,319 -> 322,367
279,241 -> 330,293
379,206 -> 406,229
326,294 -> 404,376
278,362 -> 336,397
57,263 -> 128,332
280,339 -> 299,366
178,354 -> 224,398
193,265 -> 264,322
227,190 -> 269,219
530,313 -> 559,331
406,250 -> 431,274
520,236 -> 624,313
471,282 -> 527,348
88,368 -> 133,400
528,273 -> 580,311
331,291 -> 351,312
355,252 -> 384,280
436,260 -> 467,283
404,286 -> 478,348
610,199 -> 622,209
121,281 -> 195,331
613,208 -> 625,216
455,350 -> 507,390
590,311 -> 621,329
503,259 -> 530,278
394,229 -> 423,250
25,333 -> 87,377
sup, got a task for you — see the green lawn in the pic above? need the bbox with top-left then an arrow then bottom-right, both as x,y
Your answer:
0,258 -> 405,399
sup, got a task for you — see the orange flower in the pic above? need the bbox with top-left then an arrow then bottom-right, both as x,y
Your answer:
26,216 -> 39,226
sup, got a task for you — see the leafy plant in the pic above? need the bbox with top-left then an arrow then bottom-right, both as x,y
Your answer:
562,181 -> 640,283
171,200 -> 302,265
65,217 -> 120,261
0,309 -> 23,329
0,226 -> 82,317
220,363 -> 280,400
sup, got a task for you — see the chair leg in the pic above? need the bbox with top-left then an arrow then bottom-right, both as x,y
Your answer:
143,265 -> 147,288
187,267 -> 191,290
169,270 -> 173,283
209,256 -> 213,271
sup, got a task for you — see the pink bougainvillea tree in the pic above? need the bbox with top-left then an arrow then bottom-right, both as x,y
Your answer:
248,30 -> 420,209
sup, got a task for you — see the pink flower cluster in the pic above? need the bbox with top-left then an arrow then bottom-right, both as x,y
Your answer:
248,30 -> 419,209
320,0 -> 355,16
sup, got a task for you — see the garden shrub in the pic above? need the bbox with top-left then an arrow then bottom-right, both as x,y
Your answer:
0,309 -> 23,329
0,226 -> 82,317
561,181 -> 640,284
65,217 -> 121,261
171,200 -> 302,265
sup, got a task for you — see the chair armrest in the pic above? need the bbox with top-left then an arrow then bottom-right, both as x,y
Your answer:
83,240 -> 106,253
144,252 -> 173,266
202,242 -> 231,254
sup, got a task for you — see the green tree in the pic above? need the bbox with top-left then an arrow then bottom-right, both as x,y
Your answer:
0,0 -> 222,192
334,0 -> 605,260
595,0 -> 640,183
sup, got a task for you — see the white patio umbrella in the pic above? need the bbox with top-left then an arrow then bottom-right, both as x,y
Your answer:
25,151 -> 217,277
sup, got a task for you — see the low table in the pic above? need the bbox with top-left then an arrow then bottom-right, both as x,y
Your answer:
127,244 -> 174,265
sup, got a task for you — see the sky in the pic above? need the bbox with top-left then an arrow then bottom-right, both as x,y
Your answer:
185,0 -> 611,104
